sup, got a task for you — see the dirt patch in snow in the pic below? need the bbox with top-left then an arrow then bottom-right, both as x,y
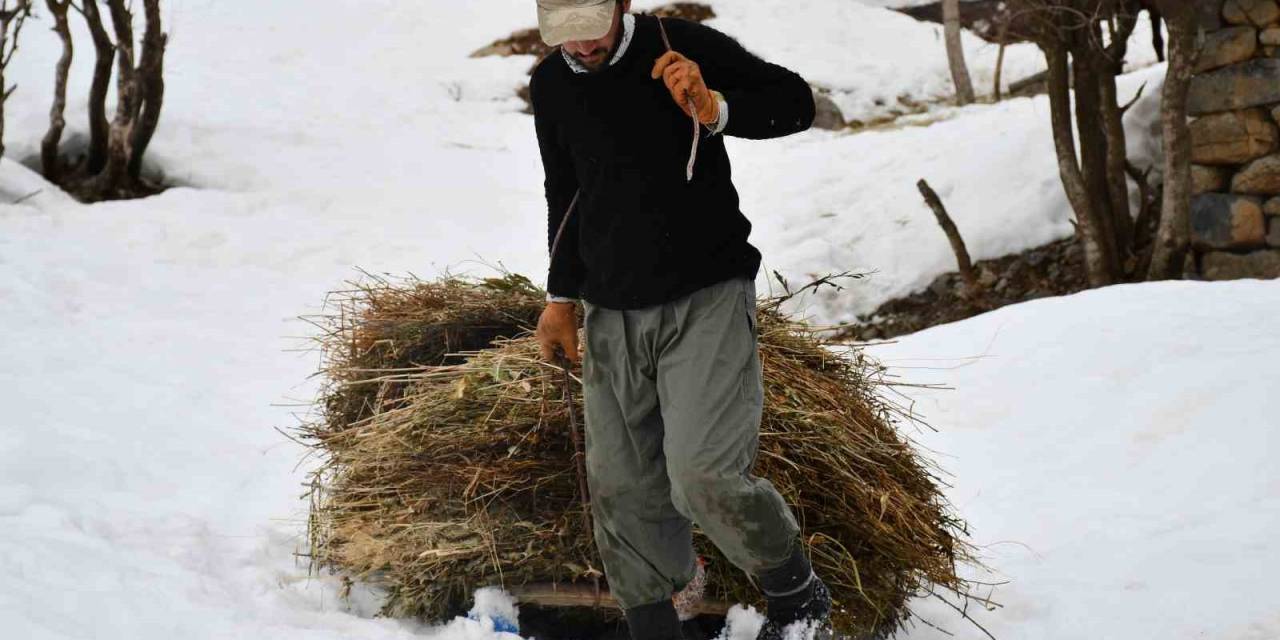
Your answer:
842,237 -> 1090,341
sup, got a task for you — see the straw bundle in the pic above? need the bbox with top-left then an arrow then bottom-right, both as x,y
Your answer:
308,272 -> 545,436
301,274 -> 973,636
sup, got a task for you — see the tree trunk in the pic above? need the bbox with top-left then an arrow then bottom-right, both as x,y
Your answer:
943,0 -> 976,105
1146,2 -> 1199,280
128,0 -> 164,180
994,16 -> 1011,101
81,0 -> 114,175
1044,43 -> 1113,287
1099,8 -> 1140,265
96,0 -> 139,190
1070,32 -> 1122,282
41,0 -> 72,180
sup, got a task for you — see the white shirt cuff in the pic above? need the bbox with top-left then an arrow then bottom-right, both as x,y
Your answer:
709,91 -> 729,135
547,294 -> 578,303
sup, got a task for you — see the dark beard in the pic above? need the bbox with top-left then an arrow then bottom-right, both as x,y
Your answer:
568,14 -> 623,73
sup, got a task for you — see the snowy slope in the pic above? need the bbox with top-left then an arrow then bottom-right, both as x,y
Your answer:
743,63 -> 1165,322
684,0 -> 1157,124
0,1 -> 1244,639
868,280 -> 1280,640
2,0 -> 1164,321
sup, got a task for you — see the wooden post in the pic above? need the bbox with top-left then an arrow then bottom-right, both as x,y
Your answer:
917,179 -> 978,289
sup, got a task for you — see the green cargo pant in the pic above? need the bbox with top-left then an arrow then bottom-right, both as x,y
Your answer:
581,276 -> 801,610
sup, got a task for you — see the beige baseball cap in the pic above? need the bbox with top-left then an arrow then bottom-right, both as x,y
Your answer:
537,0 -> 615,46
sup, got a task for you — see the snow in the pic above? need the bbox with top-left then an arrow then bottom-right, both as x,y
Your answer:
3,1 -> 1269,639
868,280 -> 1280,639
468,588 -> 522,635
685,0 -> 1047,124
744,63 -> 1166,322
683,0 -> 1158,125
717,605 -> 765,640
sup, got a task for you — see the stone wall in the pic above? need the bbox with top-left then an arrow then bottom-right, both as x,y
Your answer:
1189,0 -> 1280,280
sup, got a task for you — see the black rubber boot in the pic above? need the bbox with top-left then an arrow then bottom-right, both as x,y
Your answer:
623,599 -> 685,640
756,545 -> 833,640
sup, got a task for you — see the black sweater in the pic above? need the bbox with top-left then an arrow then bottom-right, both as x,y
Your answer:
531,15 -> 815,309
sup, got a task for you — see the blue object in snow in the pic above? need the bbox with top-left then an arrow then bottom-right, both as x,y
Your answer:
467,612 -> 520,634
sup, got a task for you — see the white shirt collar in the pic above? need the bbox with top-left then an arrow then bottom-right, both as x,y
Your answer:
562,12 -> 635,74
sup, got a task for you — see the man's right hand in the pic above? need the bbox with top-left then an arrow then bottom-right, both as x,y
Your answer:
537,301 -> 580,365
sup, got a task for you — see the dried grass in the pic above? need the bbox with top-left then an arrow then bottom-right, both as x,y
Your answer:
300,274 -> 975,636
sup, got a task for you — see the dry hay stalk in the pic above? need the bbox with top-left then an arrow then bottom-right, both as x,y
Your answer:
300,275 -> 975,636
302,271 -> 546,437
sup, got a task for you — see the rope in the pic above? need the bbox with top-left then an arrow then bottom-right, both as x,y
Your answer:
657,16 -> 701,182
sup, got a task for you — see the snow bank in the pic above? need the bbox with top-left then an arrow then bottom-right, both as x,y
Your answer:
636,0 -> 1158,124
741,63 -> 1165,322
0,1 -> 1221,638
3,0 -> 1168,323
868,280 -> 1280,639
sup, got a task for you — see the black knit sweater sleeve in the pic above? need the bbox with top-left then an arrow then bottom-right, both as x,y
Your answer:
530,60 -> 585,300
666,19 -> 815,140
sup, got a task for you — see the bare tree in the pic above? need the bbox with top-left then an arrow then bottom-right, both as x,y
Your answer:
1145,0 -> 1200,279
943,0 -> 976,105
1005,0 -> 1204,286
1016,0 -> 1118,285
52,0 -> 166,200
1008,0 -> 1173,286
0,0 -> 33,160
41,0 -> 72,180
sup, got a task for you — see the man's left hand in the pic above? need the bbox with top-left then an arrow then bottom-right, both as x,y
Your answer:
651,51 -> 719,126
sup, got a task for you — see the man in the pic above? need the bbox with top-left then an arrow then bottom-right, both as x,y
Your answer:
529,2 -> 829,639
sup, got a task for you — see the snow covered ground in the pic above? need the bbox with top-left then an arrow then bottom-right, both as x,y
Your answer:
869,281 -> 1280,640
3,0 -> 1274,639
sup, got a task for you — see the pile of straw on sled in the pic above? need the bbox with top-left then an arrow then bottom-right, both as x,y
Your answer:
300,273 -> 976,637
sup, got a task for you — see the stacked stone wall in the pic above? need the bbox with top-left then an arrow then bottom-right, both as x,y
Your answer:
1189,0 -> 1280,279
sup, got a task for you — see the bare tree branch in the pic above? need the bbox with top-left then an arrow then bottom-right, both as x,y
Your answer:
0,0 -> 34,160
993,14 -> 1011,101
918,178 -> 978,290
81,0 -> 115,174
42,0 -> 74,180
95,0 -> 140,190
127,0 -> 163,179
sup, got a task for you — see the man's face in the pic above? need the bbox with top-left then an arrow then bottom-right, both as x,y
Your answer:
561,1 -> 628,72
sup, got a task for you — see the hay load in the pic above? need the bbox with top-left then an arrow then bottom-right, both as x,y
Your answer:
301,274 -> 974,636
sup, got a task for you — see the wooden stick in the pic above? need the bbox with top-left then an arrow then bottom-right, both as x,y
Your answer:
657,16 -> 699,182
507,583 -> 731,616
917,179 -> 977,289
